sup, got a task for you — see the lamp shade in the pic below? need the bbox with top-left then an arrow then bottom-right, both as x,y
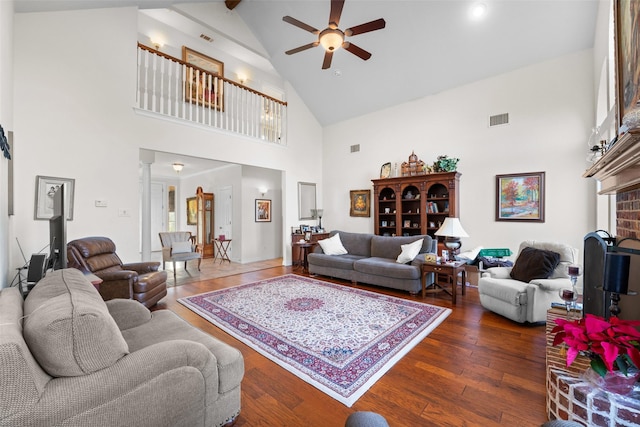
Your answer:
434,218 -> 469,238
603,253 -> 630,294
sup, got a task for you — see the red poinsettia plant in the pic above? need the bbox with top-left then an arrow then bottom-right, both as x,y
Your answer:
552,314 -> 640,378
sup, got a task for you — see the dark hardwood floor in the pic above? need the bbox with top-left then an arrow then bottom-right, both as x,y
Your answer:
153,262 -> 548,427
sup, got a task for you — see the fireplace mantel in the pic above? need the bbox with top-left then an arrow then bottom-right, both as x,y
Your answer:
583,131 -> 640,194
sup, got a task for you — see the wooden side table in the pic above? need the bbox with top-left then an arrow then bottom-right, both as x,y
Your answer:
213,239 -> 232,264
421,260 -> 467,303
293,241 -> 316,273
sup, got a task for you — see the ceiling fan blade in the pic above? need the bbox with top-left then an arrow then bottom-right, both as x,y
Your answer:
343,42 -> 372,61
328,0 -> 345,27
283,16 -> 319,34
344,18 -> 386,36
285,42 -> 319,55
322,51 -> 334,69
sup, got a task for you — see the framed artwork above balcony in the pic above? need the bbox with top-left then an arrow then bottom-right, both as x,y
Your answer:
182,46 -> 224,111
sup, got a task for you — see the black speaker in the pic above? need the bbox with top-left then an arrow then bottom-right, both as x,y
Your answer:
27,254 -> 47,284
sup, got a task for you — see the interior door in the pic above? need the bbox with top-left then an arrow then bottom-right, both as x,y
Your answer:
215,186 -> 233,259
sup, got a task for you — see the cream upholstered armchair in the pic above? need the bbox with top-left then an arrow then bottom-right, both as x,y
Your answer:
158,232 -> 202,281
478,240 -> 579,323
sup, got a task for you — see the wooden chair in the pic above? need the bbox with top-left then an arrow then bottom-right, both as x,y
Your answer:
158,232 -> 202,282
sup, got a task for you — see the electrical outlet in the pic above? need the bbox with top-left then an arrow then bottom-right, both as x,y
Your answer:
95,200 -> 108,207
118,208 -> 130,217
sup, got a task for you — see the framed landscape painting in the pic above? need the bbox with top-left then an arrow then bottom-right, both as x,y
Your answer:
495,172 -> 545,222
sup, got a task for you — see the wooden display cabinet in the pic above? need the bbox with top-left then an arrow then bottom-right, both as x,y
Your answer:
196,186 -> 215,259
372,172 -> 460,245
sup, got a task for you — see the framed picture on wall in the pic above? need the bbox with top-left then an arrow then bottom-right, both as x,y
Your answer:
495,171 -> 545,222
350,189 -> 371,217
255,199 -> 271,222
182,46 -> 225,111
186,197 -> 197,225
34,175 -> 75,220
614,0 -> 640,129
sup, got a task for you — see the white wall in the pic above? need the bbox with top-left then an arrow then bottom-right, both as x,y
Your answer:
10,7 -> 323,275
323,50 -> 596,258
241,165 -> 282,263
0,0 -> 13,286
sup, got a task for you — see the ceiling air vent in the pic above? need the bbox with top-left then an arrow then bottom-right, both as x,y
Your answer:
200,34 -> 214,42
350,144 -> 360,153
489,113 -> 509,127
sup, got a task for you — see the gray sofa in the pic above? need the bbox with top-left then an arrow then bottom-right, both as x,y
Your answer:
307,230 -> 437,294
0,268 -> 244,427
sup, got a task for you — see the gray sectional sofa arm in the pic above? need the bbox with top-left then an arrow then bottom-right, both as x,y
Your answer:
1,268 -> 243,427
308,230 -> 437,294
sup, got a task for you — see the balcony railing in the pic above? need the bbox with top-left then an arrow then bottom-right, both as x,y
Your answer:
135,43 -> 287,144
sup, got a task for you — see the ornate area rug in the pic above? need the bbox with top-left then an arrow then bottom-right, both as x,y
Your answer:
179,274 -> 451,406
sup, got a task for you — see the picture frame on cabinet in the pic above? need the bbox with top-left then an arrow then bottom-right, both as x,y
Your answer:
380,162 -> 392,178
495,171 -> 545,222
350,189 -> 371,217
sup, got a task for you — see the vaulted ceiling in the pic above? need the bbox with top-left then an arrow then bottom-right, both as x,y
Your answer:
14,0 -> 601,126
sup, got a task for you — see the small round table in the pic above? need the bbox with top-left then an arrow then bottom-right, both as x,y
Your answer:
293,241 -> 316,273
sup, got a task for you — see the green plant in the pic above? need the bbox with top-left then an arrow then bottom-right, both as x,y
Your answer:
432,155 -> 459,172
552,314 -> 640,378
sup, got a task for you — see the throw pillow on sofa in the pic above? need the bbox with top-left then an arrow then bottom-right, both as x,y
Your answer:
318,233 -> 348,255
510,247 -> 561,283
396,238 -> 424,264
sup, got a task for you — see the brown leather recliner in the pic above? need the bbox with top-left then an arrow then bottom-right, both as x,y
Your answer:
67,236 -> 167,308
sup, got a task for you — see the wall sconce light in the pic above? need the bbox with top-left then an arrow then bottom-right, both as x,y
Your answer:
258,186 -> 268,196
150,37 -> 164,51
237,72 -> 248,85
172,162 -> 184,173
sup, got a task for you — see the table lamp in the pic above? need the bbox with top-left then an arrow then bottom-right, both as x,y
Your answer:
434,217 -> 469,261
603,253 -> 631,317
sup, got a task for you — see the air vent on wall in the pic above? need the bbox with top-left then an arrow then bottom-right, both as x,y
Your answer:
200,34 -> 214,42
350,144 -> 360,153
489,113 -> 509,127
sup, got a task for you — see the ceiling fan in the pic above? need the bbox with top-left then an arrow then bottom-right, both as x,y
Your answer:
283,0 -> 386,70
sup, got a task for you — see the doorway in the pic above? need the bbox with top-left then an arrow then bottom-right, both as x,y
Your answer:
215,186 -> 233,260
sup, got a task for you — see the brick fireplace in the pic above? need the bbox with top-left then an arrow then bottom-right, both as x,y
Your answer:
616,185 -> 640,239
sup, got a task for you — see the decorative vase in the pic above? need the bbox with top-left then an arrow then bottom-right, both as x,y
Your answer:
583,366 -> 640,396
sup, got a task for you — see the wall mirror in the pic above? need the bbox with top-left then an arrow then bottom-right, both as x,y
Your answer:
298,182 -> 316,220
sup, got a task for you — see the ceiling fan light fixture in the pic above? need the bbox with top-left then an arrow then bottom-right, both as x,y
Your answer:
319,28 -> 344,51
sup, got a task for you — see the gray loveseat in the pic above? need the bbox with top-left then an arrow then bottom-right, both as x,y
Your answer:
0,268 -> 244,427
307,230 -> 437,294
